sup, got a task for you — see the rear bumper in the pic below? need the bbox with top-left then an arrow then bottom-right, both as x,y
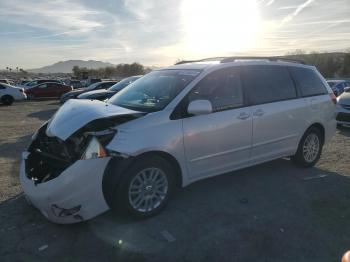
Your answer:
20,152 -> 111,224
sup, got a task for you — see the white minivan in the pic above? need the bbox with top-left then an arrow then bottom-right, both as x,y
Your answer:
20,57 -> 336,224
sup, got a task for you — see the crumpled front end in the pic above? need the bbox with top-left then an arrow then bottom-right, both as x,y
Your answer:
20,153 -> 111,224
20,121 -> 118,223
20,100 -> 145,223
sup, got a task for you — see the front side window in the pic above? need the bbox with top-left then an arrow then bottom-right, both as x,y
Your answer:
38,84 -> 47,88
27,81 -> 38,87
289,67 -> 327,97
243,66 -> 297,105
188,67 -> 244,112
109,70 -> 201,112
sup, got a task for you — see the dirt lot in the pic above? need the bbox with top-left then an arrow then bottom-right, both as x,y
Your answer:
1,100 -> 350,262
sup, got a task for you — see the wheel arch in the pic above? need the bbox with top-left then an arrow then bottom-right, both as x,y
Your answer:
306,122 -> 325,143
102,150 -> 184,209
136,151 -> 183,188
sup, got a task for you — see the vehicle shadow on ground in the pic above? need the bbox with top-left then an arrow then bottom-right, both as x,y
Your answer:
0,134 -> 31,160
0,195 -> 146,262
2,159 -> 350,261
27,109 -> 57,121
46,101 -> 60,106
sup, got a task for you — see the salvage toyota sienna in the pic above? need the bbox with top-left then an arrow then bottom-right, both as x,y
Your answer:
20,57 -> 337,224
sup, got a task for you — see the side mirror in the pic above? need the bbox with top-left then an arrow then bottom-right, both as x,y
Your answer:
187,100 -> 212,116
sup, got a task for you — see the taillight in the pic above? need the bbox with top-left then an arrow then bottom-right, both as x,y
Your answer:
330,93 -> 337,104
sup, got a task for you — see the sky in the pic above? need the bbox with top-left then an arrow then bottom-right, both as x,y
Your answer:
0,0 -> 349,69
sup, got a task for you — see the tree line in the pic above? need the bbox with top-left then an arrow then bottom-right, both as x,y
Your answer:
72,62 -> 147,79
285,50 -> 350,78
38,50 -> 350,79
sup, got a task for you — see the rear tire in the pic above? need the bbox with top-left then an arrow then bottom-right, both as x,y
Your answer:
27,94 -> 35,100
292,127 -> 323,167
1,95 -> 14,105
112,155 -> 175,218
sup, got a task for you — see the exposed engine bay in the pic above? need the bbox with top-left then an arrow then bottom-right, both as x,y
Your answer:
26,114 -> 142,184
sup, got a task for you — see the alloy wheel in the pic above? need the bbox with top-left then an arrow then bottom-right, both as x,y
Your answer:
128,167 -> 168,213
302,133 -> 320,163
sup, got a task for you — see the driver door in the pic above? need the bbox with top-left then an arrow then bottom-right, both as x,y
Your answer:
182,67 -> 252,180
35,83 -> 51,97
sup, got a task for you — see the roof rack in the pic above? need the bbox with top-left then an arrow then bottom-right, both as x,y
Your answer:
220,56 -> 306,64
175,57 -> 227,65
175,56 -> 306,65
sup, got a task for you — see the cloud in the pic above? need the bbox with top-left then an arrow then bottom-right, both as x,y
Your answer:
0,0 -> 350,68
280,0 -> 315,26
0,0 -> 111,36
266,0 -> 275,6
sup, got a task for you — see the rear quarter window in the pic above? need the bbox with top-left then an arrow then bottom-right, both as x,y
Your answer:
289,67 -> 327,97
242,65 -> 297,105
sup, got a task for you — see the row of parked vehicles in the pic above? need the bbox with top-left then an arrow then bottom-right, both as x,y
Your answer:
0,76 -> 141,105
17,57 -> 350,224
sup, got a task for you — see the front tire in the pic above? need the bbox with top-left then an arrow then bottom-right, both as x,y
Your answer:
292,127 -> 323,167
1,95 -> 14,105
113,155 -> 175,218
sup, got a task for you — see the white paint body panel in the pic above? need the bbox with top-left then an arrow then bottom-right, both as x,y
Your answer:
20,153 -> 111,224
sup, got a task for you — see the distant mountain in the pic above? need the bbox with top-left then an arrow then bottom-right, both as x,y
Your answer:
28,60 -> 115,74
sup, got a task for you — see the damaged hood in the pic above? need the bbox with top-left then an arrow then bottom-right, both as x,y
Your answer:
46,99 -> 142,140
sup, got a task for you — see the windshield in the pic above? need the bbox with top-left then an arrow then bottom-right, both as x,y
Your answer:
108,70 -> 201,112
109,76 -> 140,92
25,81 -> 38,87
85,82 -> 101,91
327,81 -> 339,87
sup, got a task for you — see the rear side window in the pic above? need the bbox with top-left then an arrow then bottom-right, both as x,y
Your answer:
243,66 -> 297,105
289,67 -> 327,97
188,67 -> 244,112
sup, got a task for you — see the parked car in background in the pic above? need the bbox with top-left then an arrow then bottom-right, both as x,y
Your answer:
20,80 -> 31,86
22,79 -> 62,89
25,82 -> 72,99
336,90 -> 350,127
78,76 -> 142,101
89,78 -> 102,85
0,79 -> 11,84
0,83 -> 27,105
327,80 -> 350,96
69,80 -> 83,89
20,57 -> 336,224
60,81 -> 118,103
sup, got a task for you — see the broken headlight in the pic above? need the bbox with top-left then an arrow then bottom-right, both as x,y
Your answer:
81,137 -> 108,160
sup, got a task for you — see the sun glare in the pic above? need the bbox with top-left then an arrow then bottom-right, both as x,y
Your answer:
181,0 -> 261,56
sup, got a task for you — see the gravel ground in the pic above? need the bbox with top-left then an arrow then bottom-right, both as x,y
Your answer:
0,100 -> 350,262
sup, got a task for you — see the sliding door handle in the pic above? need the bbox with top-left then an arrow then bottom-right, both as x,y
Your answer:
253,109 -> 265,117
237,112 -> 250,120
